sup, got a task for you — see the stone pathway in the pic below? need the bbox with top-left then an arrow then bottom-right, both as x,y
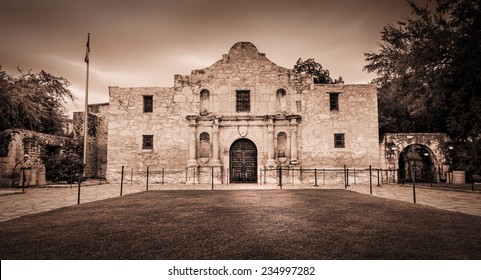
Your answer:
0,182 -> 480,222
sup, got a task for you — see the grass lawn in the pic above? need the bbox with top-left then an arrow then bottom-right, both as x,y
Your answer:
0,189 -> 480,259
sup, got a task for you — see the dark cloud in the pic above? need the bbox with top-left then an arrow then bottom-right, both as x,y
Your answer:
0,0 -> 418,115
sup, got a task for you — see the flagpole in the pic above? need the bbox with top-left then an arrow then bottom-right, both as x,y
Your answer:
83,33 -> 90,177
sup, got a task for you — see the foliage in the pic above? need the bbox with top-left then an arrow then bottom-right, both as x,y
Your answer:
449,139 -> 481,179
364,0 -> 481,173
364,0 -> 481,139
44,140 -> 84,183
293,58 -> 344,84
0,66 -> 75,135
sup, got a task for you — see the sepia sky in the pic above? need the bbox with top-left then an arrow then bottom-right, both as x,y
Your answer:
0,0 -> 422,116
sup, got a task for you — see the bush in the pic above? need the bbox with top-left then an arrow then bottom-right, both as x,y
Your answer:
45,152 -> 84,183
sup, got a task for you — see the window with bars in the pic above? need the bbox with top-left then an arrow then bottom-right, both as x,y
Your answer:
142,135 -> 153,149
143,96 -> 153,113
334,133 -> 345,148
329,93 -> 339,111
236,90 -> 250,112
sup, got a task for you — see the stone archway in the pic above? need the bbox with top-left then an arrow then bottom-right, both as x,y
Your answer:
230,139 -> 258,183
381,133 -> 450,183
398,144 -> 436,182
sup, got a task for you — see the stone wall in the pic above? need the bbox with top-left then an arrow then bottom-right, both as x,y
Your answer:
107,87 -> 192,182
299,84 -> 380,169
73,103 -> 109,178
106,42 -> 381,185
0,129 -> 74,187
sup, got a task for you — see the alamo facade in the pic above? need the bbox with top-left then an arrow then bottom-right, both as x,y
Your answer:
106,41 -> 380,185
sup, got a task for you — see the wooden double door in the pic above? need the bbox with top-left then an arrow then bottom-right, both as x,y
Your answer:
230,139 -> 257,183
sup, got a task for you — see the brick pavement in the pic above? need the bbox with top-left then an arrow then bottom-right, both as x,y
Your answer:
0,182 -> 480,222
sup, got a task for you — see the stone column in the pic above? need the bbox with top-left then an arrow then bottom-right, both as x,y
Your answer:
289,116 -> 299,165
211,117 -> 220,165
266,116 -> 276,167
186,115 -> 198,167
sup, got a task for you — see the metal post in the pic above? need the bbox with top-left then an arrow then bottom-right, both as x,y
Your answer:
120,165 -> 124,196
279,167 -> 283,189
130,168 -> 133,185
211,166 -> 214,190
346,168 -> 349,186
77,173 -> 82,204
413,166 -> 417,203
314,168 -> 318,186
377,169 -> 380,186
369,165 -> 372,195
344,165 -> 347,189
146,166 -> 149,191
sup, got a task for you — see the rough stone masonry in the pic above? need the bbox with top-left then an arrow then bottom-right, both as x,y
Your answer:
106,42 -> 379,185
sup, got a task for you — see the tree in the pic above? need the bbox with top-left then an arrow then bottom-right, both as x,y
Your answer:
294,58 -> 344,84
0,66 -> 75,135
364,0 -> 481,175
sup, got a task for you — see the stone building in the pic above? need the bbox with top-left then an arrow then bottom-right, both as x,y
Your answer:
106,42 -> 380,184
73,103 -> 109,178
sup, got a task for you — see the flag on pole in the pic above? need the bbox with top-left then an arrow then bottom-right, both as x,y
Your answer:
84,33 -> 90,63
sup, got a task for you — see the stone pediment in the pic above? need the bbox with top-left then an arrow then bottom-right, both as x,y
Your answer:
190,42 -> 289,77
227,42 -> 265,60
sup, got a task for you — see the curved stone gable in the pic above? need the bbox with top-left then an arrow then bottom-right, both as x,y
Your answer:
189,42 -> 291,87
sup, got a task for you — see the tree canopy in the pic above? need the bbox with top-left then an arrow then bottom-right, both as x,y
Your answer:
364,0 -> 481,140
364,0 -> 481,174
294,58 -> 344,84
0,67 -> 74,135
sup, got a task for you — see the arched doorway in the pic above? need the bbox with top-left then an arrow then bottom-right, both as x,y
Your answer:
230,139 -> 257,183
398,144 -> 435,182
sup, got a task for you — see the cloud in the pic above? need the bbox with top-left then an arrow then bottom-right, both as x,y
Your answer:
1,0 -> 419,116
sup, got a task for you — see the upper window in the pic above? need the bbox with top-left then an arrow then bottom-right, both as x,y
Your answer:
236,90 -> 250,112
329,93 -> 339,111
143,96 -> 153,113
142,135 -> 154,149
334,133 -> 345,148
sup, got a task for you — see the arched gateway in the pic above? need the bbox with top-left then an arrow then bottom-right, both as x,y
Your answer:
230,139 -> 257,183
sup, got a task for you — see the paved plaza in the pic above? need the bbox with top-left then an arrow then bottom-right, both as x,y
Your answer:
0,182 -> 480,222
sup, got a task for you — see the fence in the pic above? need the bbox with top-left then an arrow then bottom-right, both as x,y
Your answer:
5,164 -> 480,210
105,165 -> 429,189
8,166 -> 107,189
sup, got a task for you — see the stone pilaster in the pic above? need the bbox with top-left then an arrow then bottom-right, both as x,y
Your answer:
211,117 -> 221,166
186,115 -> 198,184
186,115 -> 198,167
289,116 -> 299,165
266,116 -> 276,167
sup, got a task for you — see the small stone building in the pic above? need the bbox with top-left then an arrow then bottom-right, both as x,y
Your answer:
0,129 -> 74,187
106,42 -> 380,184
